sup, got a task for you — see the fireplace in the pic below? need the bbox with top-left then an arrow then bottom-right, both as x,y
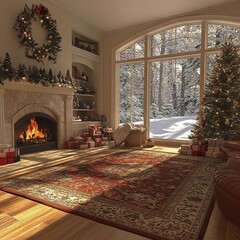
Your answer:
14,112 -> 57,154
0,81 -> 74,151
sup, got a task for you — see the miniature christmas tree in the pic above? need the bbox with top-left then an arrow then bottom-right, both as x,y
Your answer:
16,64 -> 28,81
0,58 -> 4,85
189,37 -> 240,141
47,68 -> 55,86
31,66 -> 42,84
57,71 -> 64,86
65,69 -> 74,87
2,53 -> 16,80
27,66 -> 34,83
39,68 -> 49,86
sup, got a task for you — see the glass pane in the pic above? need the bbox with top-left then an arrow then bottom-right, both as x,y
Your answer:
206,53 -> 218,85
119,63 -> 144,123
208,24 -> 240,48
149,56 -> 200,140
119,39 -> 145,60
151,24 -> 201,56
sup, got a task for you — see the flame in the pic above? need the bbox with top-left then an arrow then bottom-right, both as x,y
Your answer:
19,117 -> 47,140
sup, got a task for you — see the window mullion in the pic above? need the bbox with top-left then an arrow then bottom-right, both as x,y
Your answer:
200,21 -> 207,101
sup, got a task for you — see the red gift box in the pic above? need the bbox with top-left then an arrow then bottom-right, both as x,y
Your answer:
65,141 -> 78,149
0,157 -> 7,165
7,157 -> 14,164
200,144 -> 207,156
6,151 -> 16,157
192,150 -> 201,156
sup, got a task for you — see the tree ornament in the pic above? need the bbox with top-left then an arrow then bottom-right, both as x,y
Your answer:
233,99 -> 238,107
225,118 -> 230,125
13,4 -> 62,63
227,97 -> 231,102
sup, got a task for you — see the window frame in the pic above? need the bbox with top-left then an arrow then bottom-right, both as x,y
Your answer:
115,20 -> 240,142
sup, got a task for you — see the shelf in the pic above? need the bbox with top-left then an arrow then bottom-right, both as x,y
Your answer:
72,46 -> 100,71
73,109 -> 95,112
74,93 -> 95,97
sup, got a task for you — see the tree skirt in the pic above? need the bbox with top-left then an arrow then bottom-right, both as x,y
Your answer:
0,150 -> 220,240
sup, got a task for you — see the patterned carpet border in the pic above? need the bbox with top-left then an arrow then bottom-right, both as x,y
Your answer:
0,149 -> 220,240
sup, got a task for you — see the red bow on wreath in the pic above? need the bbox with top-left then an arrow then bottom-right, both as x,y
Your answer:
34,4 -> 48,15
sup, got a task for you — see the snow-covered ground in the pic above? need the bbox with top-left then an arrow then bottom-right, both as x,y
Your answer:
150,116 -> 196,140
133,116 -> 196,140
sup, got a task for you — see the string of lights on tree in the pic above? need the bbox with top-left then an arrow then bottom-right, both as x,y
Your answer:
13,4 -> 62,63
189,37 -> 240,141
0,52 -> 73,87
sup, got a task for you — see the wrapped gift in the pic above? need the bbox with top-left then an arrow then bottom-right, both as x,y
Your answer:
207,146 -> 214,152
0,152 -> 6,157
75,136 -> 84,144
192,150 -> 201,156
0,157 -> 7,165
101,141 -> 108,146
82,133 -> 90,141
87,141 -> 95,148
88,125 -> 97,136
212,151 -> 221,158
65,141 -> 78,149
200,144 -> 208,156
205,151 -> 212,157
7,157 -> 14,164
192,144 -> 200,151
6,149 -> 17,157
79,144 -> 88,149
213,147 -> 221,152
180,144 -> 192,150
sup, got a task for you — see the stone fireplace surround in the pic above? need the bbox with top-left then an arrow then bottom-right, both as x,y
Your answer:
0,81 -> 74,149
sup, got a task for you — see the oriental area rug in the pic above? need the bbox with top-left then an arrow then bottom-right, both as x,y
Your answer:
0,149 -> 220,240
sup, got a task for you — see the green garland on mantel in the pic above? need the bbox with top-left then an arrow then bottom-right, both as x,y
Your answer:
13,4 -> 62,63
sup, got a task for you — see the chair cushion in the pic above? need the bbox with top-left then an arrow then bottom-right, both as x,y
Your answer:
112,123 -> 131,146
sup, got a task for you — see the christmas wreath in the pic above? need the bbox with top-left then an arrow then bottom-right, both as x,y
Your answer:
13,4 -> 62,63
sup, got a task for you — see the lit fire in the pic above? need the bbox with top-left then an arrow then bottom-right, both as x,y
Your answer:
19,118 -> 47,140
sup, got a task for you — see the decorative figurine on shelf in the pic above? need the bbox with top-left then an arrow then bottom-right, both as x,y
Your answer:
81,72 -> 88,81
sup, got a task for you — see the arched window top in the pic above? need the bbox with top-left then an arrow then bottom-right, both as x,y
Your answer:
117,38 -> 145,61
150,23 -> 202,56
116,20 -> 240,62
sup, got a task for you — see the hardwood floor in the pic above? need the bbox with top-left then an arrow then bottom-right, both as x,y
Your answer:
0,191 -> 149,240
0,147 -> 239,240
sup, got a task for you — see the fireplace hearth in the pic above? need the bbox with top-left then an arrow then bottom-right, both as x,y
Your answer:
15,112 -> 57,154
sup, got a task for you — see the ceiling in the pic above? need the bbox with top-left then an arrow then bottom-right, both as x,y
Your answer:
52,0 -> 235,32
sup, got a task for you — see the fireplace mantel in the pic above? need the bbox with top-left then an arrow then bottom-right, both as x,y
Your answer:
2,81 -> 74,95
0,81 -> 74,149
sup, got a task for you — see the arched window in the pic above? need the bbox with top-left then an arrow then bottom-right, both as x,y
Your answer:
116,21 -> 240,141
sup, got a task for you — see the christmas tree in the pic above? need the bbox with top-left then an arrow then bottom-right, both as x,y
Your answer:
65,69 -> 74,87
16,64 -> 28,81
189,37 -> 240,141
0,58 -> 4,85
2,53 -> 16,80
